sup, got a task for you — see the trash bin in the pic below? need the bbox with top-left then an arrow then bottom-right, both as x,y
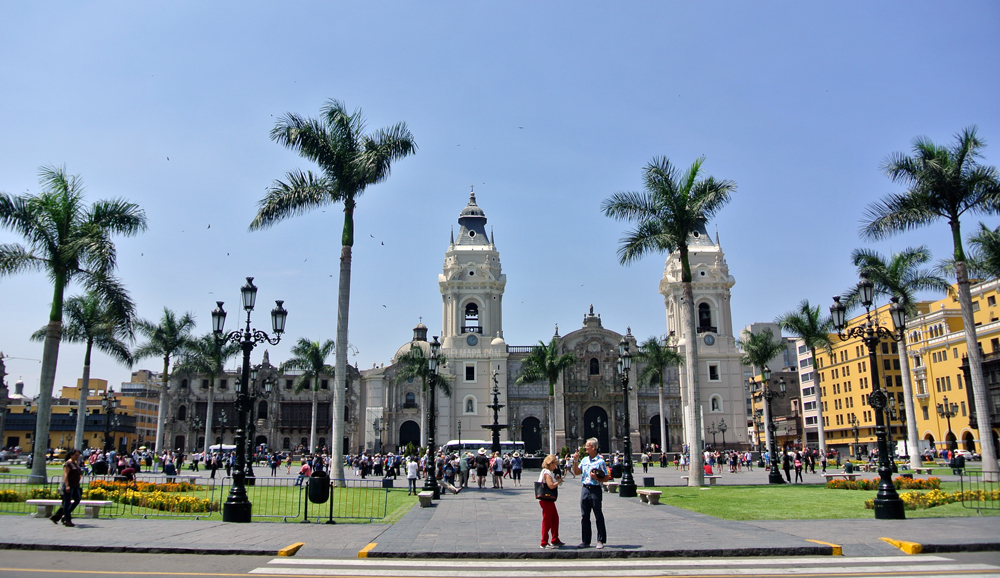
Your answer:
612,464 -> 623,479
643,477 -> 655,487
308,470 -> 330,504
382,477 -> 393,489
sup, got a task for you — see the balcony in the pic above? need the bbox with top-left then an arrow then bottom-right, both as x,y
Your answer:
461,326 -> 483,334
697,326 -> 717,334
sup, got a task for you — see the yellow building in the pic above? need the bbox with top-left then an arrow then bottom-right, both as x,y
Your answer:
815,301 -> 905,458
907,279 -> 1000,455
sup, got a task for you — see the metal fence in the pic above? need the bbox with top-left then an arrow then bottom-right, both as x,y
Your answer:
89,474 -> 222,519
218,475 -> 303,522
959,470 -> 1000,512
302,477 -> 390,523
0,473 -> 61,516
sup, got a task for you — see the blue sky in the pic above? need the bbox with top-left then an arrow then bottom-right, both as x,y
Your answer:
2,2 -> 999,397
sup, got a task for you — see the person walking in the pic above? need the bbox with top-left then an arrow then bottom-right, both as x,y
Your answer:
491,451 -> 504,489
474,448 -> 489,489
793,452 -> 804,484
572,438 -> 608,550
782,451 -> 792,483
406,456 -> 419,495
511,452 -> 523,486
537,454 -> 564,549
640,452 -> 649,474
50,449 -> 82,527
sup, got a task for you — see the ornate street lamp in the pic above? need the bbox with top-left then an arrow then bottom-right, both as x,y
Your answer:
831,280 -> 906,519
483,365 -> 508,455
423,336 -> 441,499
101,389 -> 118,453
750,367 -> 786,484
617,336 -> 637,498
191,414 -> 203,453
243,364 -> 276,482
849,413 -> 860,459
885,396 -> 898,472
718,418 -> 728,450
707,422 -> 719,449
937,396 -> 959,452
212,277 -> 287,523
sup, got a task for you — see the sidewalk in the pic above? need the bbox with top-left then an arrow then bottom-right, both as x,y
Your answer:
1,467 -> 997,559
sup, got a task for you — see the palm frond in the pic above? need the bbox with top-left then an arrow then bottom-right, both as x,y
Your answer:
249,170 -> 336,231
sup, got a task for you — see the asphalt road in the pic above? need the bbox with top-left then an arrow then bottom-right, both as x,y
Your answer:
0,552 -> 999,578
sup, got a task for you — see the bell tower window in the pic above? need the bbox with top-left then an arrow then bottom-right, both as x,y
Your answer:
589,358 -> 600,375
463,303 -> 481,334
698,303 -> 716,333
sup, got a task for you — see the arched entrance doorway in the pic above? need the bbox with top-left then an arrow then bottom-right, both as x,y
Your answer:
173,435 -> 185,451
946,432 -> 958,451
649,415 -> 663,451
521,417 -> 542,454
583,406 -> 610,453
254,435 -> 267,448
963,432 -> 976,452
399,420 -> 420,449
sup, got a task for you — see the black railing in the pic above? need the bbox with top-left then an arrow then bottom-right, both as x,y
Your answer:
461,326 -> 483,334
959,470 -> 999,512
697,326 -> 717,334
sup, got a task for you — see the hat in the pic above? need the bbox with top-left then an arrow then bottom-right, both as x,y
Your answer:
513,452 -> 519,457
478,448 -> 487,455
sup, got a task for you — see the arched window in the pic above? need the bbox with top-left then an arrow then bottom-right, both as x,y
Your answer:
463,395 -> 477,414
463,303 -> 480,333
180,379 -> 188,389
710,395 -> 722,412
177,405 -> 187,421
283,437 -> 291,450
589,358 -> 600,375
258,400 -> 268,420
404,392 -> 417,408
698,303 -> 713,331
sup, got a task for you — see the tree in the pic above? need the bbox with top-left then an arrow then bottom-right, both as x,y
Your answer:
0,165 -> 146,480
634,337 -> 682,453
514,337 -> 577,454
862,126 -> 1000,478
280,338 -> 335,453
133,309 -> 197,453
967,222 -> 1000,281
602,156 -> 736,486
846,246 -> 951,470
30,292 -> 134,451
250,99 -> 416,480
395,343 -> 450,450
737,328 -> 787,457
776,301 -> 833,458
173,333 -> 240,455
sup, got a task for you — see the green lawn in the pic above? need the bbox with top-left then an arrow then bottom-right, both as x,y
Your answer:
651,481 -> 999,520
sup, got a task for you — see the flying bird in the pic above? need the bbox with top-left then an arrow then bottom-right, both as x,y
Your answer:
207,224 -> 210,229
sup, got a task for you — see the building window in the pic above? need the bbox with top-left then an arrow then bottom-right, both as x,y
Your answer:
180,379 -> 188,389
698,303 -> 713,332
708,364 -> 719,381
709,395 -> 722,412
285,379 -> 293,390
258,401 -> 268,420
802,372 -> 813,382
219,379 -> 227,390
463,395 -> 477,415
589,358 -> 600,375
404,392 -> 417,408
344,406 -> 350,423
804,401 -> 817,411
922,406 -> 929,420
320,379 -> 329,390
465,364 -> 476,382
463,303 -> 481,334
954,348 -> 959,359
201,379 -> 209,389
961,401 -> 967,416
177,405 -> 187,421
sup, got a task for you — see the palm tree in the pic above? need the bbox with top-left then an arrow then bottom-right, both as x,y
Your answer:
862,126 -> 1000,478
30,292 -> 134,451
967,222 -> 1000,281
514,337 -> 577,454
280,338 -> 335,453
634,337 -> 682,453
133,309 -> 197,453
250,99 -> 416,480
737,328 -> 787,463
0,165 -> 146,480
395,344 -> 451,450
776,301 -> 833,458
846,246 -> 951,471
173,333 -> 240,455
602,156 -> 736,486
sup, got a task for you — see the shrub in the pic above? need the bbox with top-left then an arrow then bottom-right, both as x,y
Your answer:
826,477 -> 940,491
0,466 -> 10,473
27,488 -> 60,499
864,488 -> 1000,510
0,489 -> 23,502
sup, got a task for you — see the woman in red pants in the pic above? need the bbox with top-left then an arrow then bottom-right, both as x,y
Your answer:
537,454 -> 564,548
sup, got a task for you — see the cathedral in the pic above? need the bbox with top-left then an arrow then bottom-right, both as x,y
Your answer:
162,191 -> 748,456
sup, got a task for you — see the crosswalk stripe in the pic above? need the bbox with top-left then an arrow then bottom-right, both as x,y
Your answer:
248,563 -> 1000,577
266,556 -> 955,568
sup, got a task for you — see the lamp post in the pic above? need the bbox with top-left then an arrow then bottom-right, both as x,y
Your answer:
830,280 -> 906,519
849,414 -> 860,459
617,337 -> 637,498
707,422 -> 718,449
885,396 -> 898,472
718,418 -> 728,450
373,418 -> 384,454
101,389 -> 118,453
244,363 -> 276,483
937,396 -> 959,452
750,367 -> 786,484
191,415 -> 203,453
211,277 -> 287,523
590,416 -> 607,452
457,420 -> 461,448
753,411 -> 766,467
422,336 -> 441,499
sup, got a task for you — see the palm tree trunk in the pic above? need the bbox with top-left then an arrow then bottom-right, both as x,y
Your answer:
31,319 -> 63,482
332,242 -> 353,482
897,336 -> 921,471
420,383 -> 428,450
203,380 -> 214,455
74,341 -> 93,451
680,280 -> 703,486
154,356 -> 169,453
810,348 -> 827,457
310,388 -> 318,453
658,383 -> 667,453
549,395 -> 557,454
955,261 -> 999,479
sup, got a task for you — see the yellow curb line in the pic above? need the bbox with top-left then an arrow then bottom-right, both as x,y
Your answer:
880,537 -> 923,555
358,542 -> 377,558
805,539 -> 842,556
277,542 -> 305,557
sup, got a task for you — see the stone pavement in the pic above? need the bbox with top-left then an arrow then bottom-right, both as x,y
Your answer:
0,466 -> 996,559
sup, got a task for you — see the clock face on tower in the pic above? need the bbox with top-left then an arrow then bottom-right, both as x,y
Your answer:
466,334 -> 478,346
703,334 -> 716,346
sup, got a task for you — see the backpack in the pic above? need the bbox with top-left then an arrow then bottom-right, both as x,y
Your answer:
444,464 -> 454,477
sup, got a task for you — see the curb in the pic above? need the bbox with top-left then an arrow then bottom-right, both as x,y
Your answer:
364,545 -> 834,559
0,543 -> 278,556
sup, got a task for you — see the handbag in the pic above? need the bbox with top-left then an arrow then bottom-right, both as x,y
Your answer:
534,480 -> 557,502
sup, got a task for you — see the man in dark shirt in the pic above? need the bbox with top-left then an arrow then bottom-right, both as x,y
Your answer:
474,448 -> 490,489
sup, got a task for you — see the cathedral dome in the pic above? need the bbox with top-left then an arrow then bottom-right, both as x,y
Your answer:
392,340 -> 430,364
491,333 -> 505,348
459,192 -> 486,218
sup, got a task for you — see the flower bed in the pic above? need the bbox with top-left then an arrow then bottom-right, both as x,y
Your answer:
826,477 -> 940,491
865,488 -> 1000,510
89,479 -> 204,493
84,480 -> 217,513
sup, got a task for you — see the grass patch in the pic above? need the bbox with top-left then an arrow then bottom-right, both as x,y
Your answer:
652,482 -> 1000,520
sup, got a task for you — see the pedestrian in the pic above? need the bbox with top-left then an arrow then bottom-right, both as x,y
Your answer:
459,452 -> 470,488
474,448 -> 489,489
294,459 -> 311,487
406,456 -> 419,495
50,449 -> 83,527
572,438 -> 608,550
511,452 -> 523,486
793,452 -> 804,484
270,454 -> 279,476
640,452 -> 649,474
782,451 -> 792,483
285,453 -> 293,475
537,454 -> 564,549
491,451 -> 504,489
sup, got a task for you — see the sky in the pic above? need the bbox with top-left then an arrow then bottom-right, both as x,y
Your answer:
2,2 -> 999,397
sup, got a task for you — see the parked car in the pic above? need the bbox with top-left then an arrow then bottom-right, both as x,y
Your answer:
954,449 -> 980,461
